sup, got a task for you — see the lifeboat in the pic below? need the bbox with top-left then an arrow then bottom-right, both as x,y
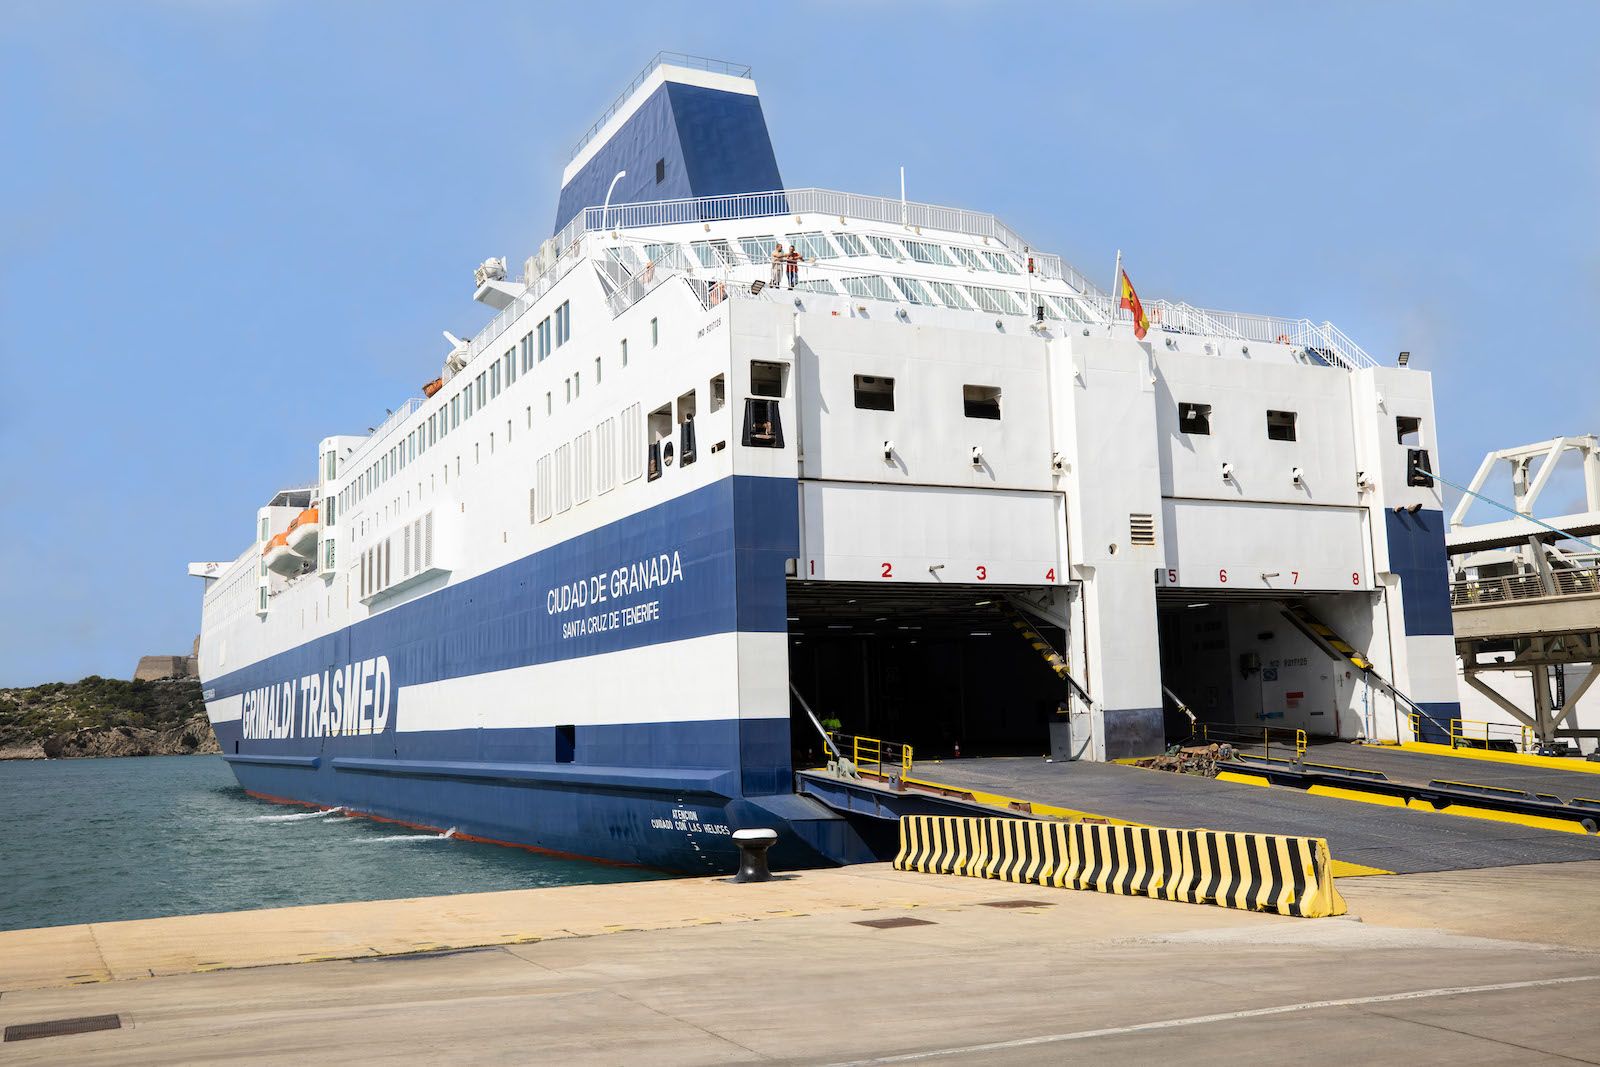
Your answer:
262,532 -> 301,575
286,506 -> 320,559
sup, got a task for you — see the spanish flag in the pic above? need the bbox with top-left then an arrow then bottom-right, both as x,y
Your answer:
1119,269 -> 1150,340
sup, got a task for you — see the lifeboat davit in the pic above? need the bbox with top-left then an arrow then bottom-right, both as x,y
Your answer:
286,506 -> 320,559
263,532 -> 300,575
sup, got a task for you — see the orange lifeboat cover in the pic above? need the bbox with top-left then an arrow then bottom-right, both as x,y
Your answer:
288,507 -> 319,532
422,377 -> 444,398
262,531 -> 289,556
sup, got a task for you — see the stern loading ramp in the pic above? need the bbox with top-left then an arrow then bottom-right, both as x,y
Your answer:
799,756 -> 1600,875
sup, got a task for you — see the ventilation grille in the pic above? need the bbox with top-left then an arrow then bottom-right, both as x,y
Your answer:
1129,513 -> 1156,546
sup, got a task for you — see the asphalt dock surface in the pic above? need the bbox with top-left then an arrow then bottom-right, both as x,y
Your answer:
3,861 -> 1599,1064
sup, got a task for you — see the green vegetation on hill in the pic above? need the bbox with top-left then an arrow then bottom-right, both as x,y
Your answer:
0,676 -> 207,748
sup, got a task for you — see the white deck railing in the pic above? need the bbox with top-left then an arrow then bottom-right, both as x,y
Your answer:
1451,568 -> 1600,607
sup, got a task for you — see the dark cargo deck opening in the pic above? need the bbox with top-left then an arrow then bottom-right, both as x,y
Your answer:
786,582 -> 1065,769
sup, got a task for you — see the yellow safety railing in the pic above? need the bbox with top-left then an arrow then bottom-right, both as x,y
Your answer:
1449,717 -> 1533,754
1198,723 -> 1307,760
828,732 -> 913,779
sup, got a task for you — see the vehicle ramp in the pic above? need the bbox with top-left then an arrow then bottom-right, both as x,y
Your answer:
798,755 -> 1600,875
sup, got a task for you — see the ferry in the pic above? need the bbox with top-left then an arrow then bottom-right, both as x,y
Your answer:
194,53 -> 1460,872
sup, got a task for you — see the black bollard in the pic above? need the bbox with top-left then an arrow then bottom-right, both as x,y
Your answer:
731,828 -> 778,883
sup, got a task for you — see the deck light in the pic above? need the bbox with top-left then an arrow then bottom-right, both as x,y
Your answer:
1398,351 -> 1410,366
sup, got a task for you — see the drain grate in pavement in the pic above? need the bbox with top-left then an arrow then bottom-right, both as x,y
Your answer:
978,899 -> 1056,909
5,1015 -> 123,1042
853,917 -> 936,929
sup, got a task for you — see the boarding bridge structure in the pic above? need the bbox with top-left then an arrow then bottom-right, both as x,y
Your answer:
1448,436 -> 1600,750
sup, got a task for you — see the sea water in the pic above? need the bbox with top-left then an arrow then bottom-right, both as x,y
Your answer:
0,754 -> 663,932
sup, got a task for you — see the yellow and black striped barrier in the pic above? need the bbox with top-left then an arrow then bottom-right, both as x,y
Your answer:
894,815 -> 1346,918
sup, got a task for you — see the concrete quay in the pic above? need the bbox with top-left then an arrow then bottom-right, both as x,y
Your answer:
3,862 -> 1599,1064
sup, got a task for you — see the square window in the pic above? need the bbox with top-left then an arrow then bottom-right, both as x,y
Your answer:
1179,402 -> 1212,435
853,375 -> 895,412
710,374 -> 726,412
750,361 -> 786,398
1397,416 -> 1422,445
963,385 -> 1001,420
1267,409 -> 1297,441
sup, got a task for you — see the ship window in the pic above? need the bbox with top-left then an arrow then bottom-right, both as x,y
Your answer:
655,157 -> 665,184
963,385 -> 1002,420
981,250 -> 1020,274
928,280 -> 972,309
742,399 -> 783,449
464,386 -> 474,419
739,236 -> 779,262
853,375 -> 895,412
963,285 -> 1024,315
595,356 -> 602,385
902,238 -> 953,266
476,373 -> 486,408
677,390 -> 697,467
620,338 -> 628,367
538,317 -> 551,360
866,235 -> 902,259
750,361 -> 786,398
785,231 -> 837,261
841,275 -> 898,302
555,724 -> 575,763
651,317 -> 658,347
891,276 -> 933,305
490,359 -> 500,398
1397,416 -> 1422,445
833,232 -> 869,257
647,404 -> 671,482
951,246 -> 987,271
1267,409 -> 1298,441
1179,402 -> 1212,435
710,374 -> 725,412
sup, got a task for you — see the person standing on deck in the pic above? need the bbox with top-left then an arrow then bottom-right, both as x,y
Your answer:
770,244 -> 784,289
786,244 -> 800,289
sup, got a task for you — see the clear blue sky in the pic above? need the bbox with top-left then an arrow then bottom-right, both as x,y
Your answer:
2,2 -> 1596,687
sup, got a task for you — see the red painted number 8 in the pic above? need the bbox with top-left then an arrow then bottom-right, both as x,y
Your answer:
1352,571 -> 1360,586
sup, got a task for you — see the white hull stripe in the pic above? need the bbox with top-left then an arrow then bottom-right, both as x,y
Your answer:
396,631 -> 785,732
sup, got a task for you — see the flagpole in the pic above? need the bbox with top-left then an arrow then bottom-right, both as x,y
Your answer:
1110,249 -> 1122,337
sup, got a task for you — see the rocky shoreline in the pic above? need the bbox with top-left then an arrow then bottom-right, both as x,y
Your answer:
0,713 -> 221,760
0,676 -> 218,761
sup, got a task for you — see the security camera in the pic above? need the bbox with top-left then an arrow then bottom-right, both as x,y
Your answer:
1355,471 -> 1372,491
1051,452 -> 1066,474
883,440 -> 895,463
971,446 -> 985,467
1222,462 -> 1234,481
1291,466 -> 1304,487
